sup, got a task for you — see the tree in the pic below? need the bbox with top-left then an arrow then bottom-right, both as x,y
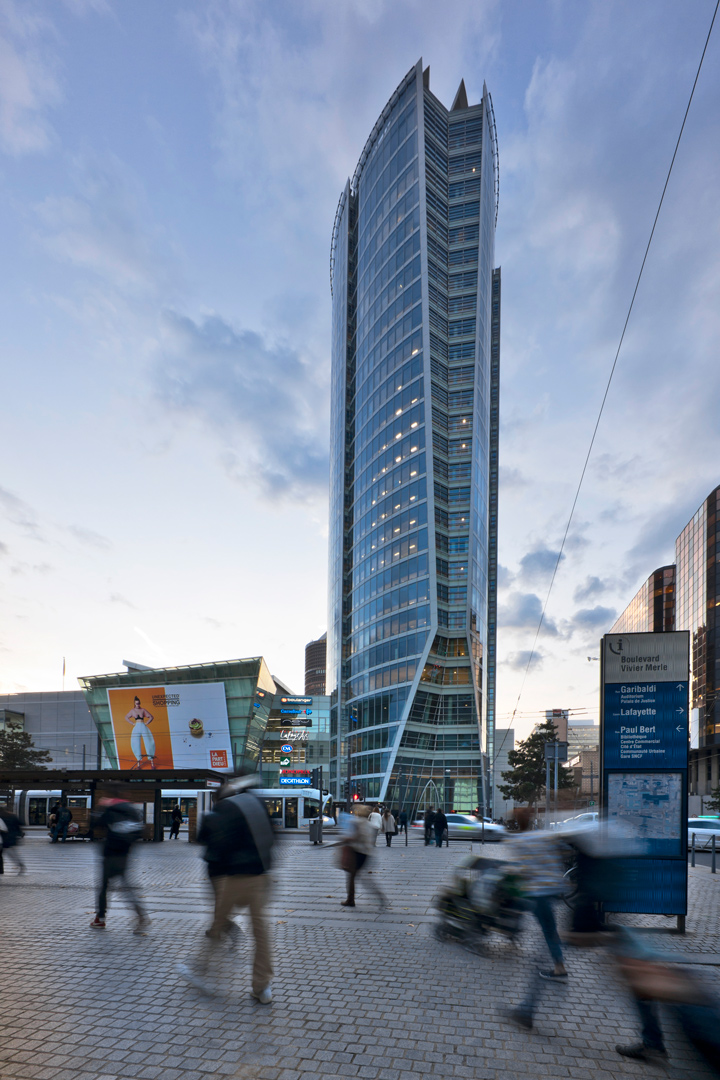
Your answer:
0,725 -> 52,771
705,786 -> 720,815
498,718 -> 574,809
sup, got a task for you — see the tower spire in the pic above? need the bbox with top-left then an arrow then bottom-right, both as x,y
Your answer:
451,78 -> 468,111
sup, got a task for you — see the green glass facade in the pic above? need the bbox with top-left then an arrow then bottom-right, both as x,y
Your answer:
79,657 -> 276,772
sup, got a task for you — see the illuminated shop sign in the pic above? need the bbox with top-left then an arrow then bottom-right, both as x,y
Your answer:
279,769 -> 312,786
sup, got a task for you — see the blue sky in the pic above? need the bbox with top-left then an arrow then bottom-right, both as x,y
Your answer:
1,1 -> 718,738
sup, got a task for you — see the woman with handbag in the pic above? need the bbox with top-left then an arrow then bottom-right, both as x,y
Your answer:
380,808 -> 396,847
339,806 -> 388,909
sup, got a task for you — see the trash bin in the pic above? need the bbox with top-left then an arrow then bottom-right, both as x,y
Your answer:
308,820 -> 320,844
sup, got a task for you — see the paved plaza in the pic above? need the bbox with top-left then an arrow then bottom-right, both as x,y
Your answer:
2,830 -> 720,1080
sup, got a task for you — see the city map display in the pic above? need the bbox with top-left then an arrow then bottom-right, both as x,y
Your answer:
607,772 -> 682,857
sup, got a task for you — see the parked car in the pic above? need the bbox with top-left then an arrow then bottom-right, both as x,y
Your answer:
551,812 -> 599,830
411,813 -> 506,842
688,817 -> 720,849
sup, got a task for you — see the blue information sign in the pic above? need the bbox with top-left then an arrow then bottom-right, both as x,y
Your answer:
603,681 -> 688,769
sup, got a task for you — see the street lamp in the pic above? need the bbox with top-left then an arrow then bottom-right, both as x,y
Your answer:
346,706 -> 358,810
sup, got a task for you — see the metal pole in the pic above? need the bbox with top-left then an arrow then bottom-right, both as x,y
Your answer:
691,832 -> 696,867
82,744 -> 86,770
318,765 -> 323,844
545,756 -> 551,830
554,744 -> 559,826
713,833 -> 716,874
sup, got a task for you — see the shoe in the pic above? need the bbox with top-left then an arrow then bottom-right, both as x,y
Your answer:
616,1042 -> 668,1063
224,920 -> 243,948
90,917 -> 106,929
134,915 -> 150,935
504,1008 -> 533,1031
252,986 -> 272,1005
539,969 -> 568,980
176,963 -> 213,995
341,900 -> 355,907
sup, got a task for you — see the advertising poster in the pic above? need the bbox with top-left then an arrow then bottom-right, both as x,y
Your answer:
107,682 -> 233,772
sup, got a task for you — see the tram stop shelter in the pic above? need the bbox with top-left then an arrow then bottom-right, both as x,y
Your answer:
0,768 -> 225,841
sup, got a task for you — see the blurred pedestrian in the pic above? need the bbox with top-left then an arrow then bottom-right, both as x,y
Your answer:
614,930 -> 720,1070
0,806 -> 26,874
90,798 -> 147,932
178,771 -> 275,1004
505,807 -> 568,1031
434,809 -> 448,848
339,805 -> 388,910
52,804 -> 73,843
380,808 -> 396,847
168,805 -> 182,840
424,807 -> 436,846
368,807 -> 382,846
397,808 -> 408,840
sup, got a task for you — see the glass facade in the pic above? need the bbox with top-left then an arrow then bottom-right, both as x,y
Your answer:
259,695 -> 331,788
328,62 -> 500,812
610,566 -> 676,634
79,657 -> 277,771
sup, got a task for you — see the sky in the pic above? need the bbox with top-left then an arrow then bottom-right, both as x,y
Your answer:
0,0 -> 718,740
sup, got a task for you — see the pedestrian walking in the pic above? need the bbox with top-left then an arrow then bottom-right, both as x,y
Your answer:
168,805 -> 183,840
177,771 -> 275,1004
397,808 -> 408,841
368,807 -> 382,846
90,798 -> 147,931
0,806 -> 26,874
505,806 -> 568,1031
424,807 -> 436,846
51,803 -> 73,843
434,809 -> 448,848
380,808 -> 396,847
339,805 -> 388,909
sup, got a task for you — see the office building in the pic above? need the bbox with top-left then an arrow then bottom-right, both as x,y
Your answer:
327,60 -> 500,811
304,633 -> 327,695
610,566 -> 675,634
567,720 -> 599,757
610,485 -> 720,804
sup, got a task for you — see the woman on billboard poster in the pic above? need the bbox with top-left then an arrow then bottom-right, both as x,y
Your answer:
125,697 -> 156,769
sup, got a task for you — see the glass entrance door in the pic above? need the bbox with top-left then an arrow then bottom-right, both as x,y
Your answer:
284,798 -> 298,828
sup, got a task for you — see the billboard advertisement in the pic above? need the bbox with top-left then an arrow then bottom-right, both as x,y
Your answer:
107,682 -> 233,772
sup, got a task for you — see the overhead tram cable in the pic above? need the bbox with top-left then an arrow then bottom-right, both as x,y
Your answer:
493,0 -> 720,767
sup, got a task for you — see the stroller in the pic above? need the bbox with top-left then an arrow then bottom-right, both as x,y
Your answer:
434,854 -> 527,945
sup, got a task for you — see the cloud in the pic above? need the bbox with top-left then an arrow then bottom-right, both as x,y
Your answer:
570,605 -> 617,632
0,485 -> 42,538
497,591 -> 558,636
67,524 -> 112,550
518,546 -> 563,582
0,2 -> 61,156
35,155 -> 172,293
497,563 -> 514,588
155,311 -> 329,500
573,575 -> 612,603
502,650 -> 544,672
498,466 -> 529,489
110,593 -> 135,607
0,540 -> 8,556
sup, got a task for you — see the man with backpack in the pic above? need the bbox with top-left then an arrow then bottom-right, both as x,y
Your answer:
90,797 -> 148,933
178,771 -> 275,1004
52,803 -> 73,843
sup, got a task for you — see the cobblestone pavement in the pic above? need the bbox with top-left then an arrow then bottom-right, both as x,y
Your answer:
2,831 -> 720,1080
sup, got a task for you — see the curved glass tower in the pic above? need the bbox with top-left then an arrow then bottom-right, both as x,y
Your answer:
328,60 -> 500,814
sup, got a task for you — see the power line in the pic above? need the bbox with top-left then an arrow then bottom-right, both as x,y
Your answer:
493,0 -> 719,768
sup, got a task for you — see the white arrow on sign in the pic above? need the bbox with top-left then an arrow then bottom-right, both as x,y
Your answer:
676,684 -> 685,691
676,725 -> 684,732
676,707 -> 685,714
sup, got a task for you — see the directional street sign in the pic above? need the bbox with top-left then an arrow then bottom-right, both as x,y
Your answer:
603,681 -> 688,768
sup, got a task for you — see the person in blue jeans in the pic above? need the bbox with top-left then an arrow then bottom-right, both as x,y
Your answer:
52,805 -> 73,843
505,806 -> 568,1030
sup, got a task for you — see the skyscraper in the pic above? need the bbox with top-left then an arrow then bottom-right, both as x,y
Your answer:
327,60 -> 500,812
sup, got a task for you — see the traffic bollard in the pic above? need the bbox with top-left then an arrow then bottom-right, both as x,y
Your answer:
691,833 -> 696,867
713,834 -> 716,875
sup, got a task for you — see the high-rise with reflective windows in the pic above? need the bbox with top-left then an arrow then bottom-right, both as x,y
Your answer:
327,61 -> 500,812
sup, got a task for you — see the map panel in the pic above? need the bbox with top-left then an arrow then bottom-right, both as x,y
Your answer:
607,772 -> 682,857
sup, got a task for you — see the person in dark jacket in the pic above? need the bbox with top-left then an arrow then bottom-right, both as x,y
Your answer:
168,805 -> 183,840
424,807 -> 436,846
434,809 -> 448,848
0,807 -> 26,874
90,798 -> 147,932
397,809 -> 408,841
178,771 -> 275,1004
52,804 -> 73,843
